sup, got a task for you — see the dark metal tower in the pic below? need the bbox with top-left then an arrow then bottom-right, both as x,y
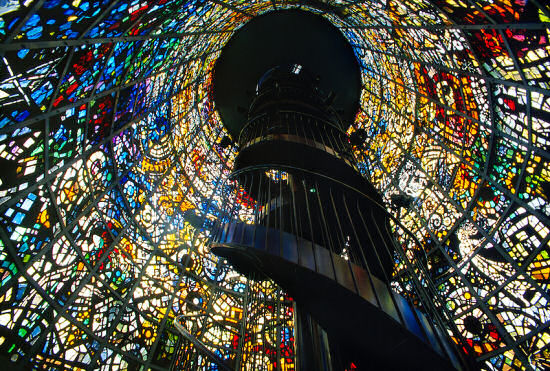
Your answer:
211,11 -> 471,369
218,64 -> 395,282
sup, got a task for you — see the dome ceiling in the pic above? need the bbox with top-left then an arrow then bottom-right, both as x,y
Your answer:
0,0 -> 549,369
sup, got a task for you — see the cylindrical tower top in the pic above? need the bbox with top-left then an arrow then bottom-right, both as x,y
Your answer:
213,10 -> 361,139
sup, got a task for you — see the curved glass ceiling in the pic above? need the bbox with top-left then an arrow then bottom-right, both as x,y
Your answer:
0,1 -> 549,369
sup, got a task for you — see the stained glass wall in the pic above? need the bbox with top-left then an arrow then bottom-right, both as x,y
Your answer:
0,1 -> 549,370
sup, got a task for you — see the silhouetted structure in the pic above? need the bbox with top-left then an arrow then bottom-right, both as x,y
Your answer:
211,13 -> 469,368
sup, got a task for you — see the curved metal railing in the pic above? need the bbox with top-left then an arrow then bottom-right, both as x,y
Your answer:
211,164 -> 474,368
238,110 -> 355,165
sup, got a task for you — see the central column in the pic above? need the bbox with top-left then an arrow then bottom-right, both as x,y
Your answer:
229,64 -> 395,283
210,10 -> 463,371
212,65 -> 398,370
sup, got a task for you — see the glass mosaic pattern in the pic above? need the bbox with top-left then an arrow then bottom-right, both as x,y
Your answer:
0,1 -> 549,369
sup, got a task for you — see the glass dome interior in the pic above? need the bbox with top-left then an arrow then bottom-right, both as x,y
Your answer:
0,1 -> 549,369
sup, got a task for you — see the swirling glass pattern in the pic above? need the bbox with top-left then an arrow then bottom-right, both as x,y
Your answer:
0,1 -> 549,369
